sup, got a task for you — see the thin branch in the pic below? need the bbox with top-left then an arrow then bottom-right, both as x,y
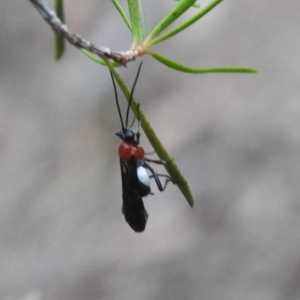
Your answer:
28,0 -> 139,65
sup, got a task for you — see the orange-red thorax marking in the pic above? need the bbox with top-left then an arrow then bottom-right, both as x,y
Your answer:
118,142 -> 145,162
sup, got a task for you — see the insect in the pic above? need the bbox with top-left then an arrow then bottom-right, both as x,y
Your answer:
110,62 -> 173,232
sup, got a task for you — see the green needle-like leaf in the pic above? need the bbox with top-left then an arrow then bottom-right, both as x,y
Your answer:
54,0 -> 65,60
150,0 -> 223,46
147,51 -> 258,73
104,59 -> 194,207
128,0 -> 146,46
111,0 -> 132,32
174,0 -> 200,8
144,0 -> 197,44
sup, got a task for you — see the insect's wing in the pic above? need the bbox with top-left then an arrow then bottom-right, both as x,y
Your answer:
122,195 -> 148,232
120,158 -> 148,232
120,158 -> 128,192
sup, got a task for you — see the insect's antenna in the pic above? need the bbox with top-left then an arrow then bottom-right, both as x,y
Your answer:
125,62 -> 143,127
110,71 -> 125,130
136,103 -> 141,144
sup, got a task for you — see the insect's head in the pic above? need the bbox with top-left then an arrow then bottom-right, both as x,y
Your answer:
115,128 -> 136,144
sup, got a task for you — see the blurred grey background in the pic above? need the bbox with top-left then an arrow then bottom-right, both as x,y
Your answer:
1,0 -> 300,299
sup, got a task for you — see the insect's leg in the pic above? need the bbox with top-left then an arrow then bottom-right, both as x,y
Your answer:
128,115 -> 136,129
144,157 -> 173,165
149,173 -> 173,180
149,173 -> 175,190
145,150 -> 156,156
144,162 -> 173,192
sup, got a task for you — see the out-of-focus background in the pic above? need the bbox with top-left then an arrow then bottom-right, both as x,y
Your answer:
1,0 -> 300,299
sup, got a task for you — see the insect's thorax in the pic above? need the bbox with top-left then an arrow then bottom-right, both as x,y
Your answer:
118,141 -> 145,162
117,127 -> 144,162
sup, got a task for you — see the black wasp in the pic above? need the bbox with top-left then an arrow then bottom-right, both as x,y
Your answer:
110,62 -> 173,232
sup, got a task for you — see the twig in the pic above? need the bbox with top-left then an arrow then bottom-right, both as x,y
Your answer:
28,0 -> 139,65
